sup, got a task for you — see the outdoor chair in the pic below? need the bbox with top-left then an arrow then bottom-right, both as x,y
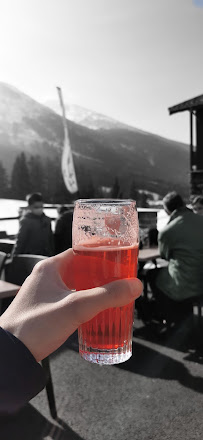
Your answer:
137,263 -> 203,332
0,240 -> 14,255
138,258 -> 168,298
4,254 -> 48,285
4,254 -> 57,419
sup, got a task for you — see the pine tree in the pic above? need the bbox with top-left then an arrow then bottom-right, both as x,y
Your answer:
10,153 -> 31,199
129,180 -> 148,207
0,161 -> 9,198
129,180 -> 139,201
54,171 -> 73,204
139,192 -> 148,208
111,177 -> 120,198
29,155 -> 45,195
82,177 -> 95,198
43,158 -> 57,203
43,156 -> 72,203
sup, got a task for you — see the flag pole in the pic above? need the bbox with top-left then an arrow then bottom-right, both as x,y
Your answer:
56,87 -> 80,199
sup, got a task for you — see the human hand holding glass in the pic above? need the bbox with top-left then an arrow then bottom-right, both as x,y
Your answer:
0,248 -> 142,362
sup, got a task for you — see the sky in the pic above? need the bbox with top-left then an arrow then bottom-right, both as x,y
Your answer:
0,0 -> 203,143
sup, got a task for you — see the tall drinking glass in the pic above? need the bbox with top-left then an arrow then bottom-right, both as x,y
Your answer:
73,199 -> 139,365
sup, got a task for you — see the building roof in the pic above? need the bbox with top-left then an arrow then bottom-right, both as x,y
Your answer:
169,94 -> 203,115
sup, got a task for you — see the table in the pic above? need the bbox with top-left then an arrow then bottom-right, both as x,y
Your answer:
0,280 -> 19,299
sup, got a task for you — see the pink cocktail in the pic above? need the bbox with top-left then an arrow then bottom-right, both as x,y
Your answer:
73,199 -> 139,365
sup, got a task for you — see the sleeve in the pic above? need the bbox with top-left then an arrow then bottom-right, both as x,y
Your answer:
0,327 -> 46,415
13,219 -> 30,255
158,229 -> 172,261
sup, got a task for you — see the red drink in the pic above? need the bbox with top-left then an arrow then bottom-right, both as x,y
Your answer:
73,198 -> 139,364
74,239 -> 138,360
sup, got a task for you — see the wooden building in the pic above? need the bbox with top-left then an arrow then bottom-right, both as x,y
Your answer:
169,95 -> 203,195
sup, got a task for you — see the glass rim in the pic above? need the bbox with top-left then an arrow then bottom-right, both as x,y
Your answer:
75,198 -> 136,206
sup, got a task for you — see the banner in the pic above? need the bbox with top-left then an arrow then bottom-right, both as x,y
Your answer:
57,87 -> 78,194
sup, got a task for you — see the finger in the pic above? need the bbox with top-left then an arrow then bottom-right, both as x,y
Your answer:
67,278 -> 143,326
47,248 -> 75,290
50,248 -> 74,265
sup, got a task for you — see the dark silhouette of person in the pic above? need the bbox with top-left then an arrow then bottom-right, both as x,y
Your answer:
54,205 -> 73,254
13,193 -> 54,256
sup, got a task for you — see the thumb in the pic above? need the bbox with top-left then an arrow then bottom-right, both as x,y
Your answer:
68,278 -> 143,326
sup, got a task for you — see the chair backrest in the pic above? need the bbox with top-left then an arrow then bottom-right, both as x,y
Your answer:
5,254 -> 48,286
0,251 -> 7,277
148,228 -> 158,247
0,240 -> 15,254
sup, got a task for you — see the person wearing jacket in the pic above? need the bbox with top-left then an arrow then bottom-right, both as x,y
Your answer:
54,205 -> 73,254
13,193 -> 54,257
0,248 -> 142,415
147,192 -> 203,322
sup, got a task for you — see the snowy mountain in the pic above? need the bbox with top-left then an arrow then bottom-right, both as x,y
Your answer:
0,82 -> 62,172
0,82 -> 190,198
44,100 -> 127,130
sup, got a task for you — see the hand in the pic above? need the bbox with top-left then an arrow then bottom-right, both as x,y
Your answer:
0,249 -> 142,362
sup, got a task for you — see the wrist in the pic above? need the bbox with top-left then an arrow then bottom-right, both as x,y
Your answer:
0,317 -> 37,361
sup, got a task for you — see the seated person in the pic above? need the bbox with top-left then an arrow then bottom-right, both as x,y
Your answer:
13,193 -> 54,257
54,205 -> 73,254
146,192 -> 203,324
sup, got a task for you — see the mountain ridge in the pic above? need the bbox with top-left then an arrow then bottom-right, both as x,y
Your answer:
44,98 -> 189,148
0,82 -> 190,199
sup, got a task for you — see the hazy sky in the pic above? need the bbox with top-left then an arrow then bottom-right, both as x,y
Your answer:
0,0 -> 203,142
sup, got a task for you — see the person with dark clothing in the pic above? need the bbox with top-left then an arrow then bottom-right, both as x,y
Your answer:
54,205 -> 73,254
0,327 -> 46,415
143,192 -> 203,324
13,193 -> 54,257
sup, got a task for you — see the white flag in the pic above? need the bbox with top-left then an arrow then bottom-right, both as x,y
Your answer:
57,87 -> 78,194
